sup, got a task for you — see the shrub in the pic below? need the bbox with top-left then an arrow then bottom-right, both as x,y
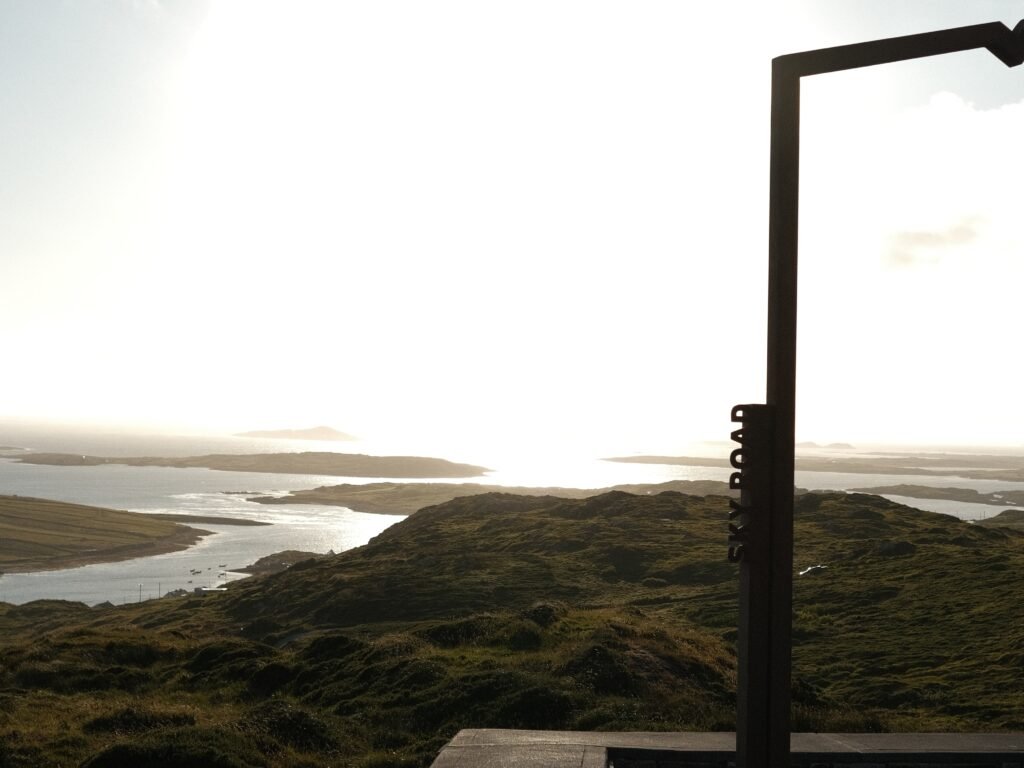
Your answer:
496,685 -> 576,729
300,632 -> 367,662
248,661 -> 295,696
186,641 -> 267,675
416,615 -> 502,648
80,727 -> 264,768
241,699 -> 338,751
504,624 -> 542,651
14,661 -> 149,693
357,753 -> 420,768
521,602 -> 564,628
103,640 -> 169,667
83,706 -> 195,734
560,644 -> 637,694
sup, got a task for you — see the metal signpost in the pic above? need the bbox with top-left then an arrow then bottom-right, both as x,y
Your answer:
731,20 -> 1024,768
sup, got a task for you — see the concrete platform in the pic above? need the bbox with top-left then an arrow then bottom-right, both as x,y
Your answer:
430,730 -> 1024,768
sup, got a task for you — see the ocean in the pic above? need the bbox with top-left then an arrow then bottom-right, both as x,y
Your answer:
1,423 -> 1021,606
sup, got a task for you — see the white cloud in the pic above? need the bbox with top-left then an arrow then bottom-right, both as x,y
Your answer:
796,85 -> 1024,444
886,217 -> 981,267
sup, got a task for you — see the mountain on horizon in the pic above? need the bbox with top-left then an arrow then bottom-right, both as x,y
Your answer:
234,426 -> 357,441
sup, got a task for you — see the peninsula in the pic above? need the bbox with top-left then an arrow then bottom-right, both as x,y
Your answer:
850,484 -> 1024,507
248,479 -> 734,516
12,451 -> 491,478
0,495 -> 210,573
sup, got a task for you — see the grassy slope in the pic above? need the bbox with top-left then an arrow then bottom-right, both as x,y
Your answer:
0,496 -> 208,572
248,479 -> 734,515
0,491 -> 1022,768
976,508 -> 1024,531
789,494 -> 1024,730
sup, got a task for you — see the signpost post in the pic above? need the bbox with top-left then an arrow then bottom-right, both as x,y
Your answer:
733,20 -> 1024,768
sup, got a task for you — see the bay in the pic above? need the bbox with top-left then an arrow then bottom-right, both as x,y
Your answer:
0,510 -> 403,606
2,424 -> 1023,606
0,457 -> 407,605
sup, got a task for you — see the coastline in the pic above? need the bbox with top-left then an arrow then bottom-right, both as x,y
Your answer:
2,526 -> 211,574
606,452 -> 1024,481
0,495 -> 212,574
148,512 -> 271,526
849,484 -> 1024,507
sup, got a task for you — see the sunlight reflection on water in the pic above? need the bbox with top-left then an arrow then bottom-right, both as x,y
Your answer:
0,506 -> 404,606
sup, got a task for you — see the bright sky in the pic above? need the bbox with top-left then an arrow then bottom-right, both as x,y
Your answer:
2,1 -> 1023,454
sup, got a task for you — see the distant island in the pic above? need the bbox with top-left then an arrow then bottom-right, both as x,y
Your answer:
234,426 -> 357,441
13,451 -> 491,479
605,451 -> 1024,481
796,441 -> 855,449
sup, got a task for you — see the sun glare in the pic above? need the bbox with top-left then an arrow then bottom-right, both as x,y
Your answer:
4,2 -> 1020,449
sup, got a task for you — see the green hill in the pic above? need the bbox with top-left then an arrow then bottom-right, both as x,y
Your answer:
1,491 -> 1022,767
976,507 -> 1024,531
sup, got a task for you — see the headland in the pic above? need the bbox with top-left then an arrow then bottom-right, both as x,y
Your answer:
11,451 -> 491,478
0,495 -> 211,573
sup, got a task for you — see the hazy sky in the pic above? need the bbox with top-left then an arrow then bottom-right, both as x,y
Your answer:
2,1 -> 1024,454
